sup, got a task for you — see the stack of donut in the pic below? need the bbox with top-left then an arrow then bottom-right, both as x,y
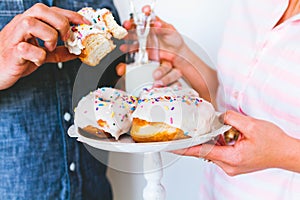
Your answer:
74,87 -> 216,142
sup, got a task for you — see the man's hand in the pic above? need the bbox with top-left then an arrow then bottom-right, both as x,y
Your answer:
0,3 -> 90,90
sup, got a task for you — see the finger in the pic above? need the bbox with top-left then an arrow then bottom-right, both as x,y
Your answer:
153,61 -> 172,80
147,47 -> 160,62
169,80 -> 182,88
116,63 -> 127,76
171,146 -> 200,157
120,42 -> 139,53
24,4 -> 69,41
159,49 -> 178,63
172,143 -> 236,165
123,29 -> 138,41
154,68 -> 182,87
224,110 -> 251,137
24,3 -> 89,42
123,20 -> 133,30
142,5 -> 152,16
203,144 -> 236,164
45,46 -> 78,63
50,6 -> 91,25
153,16 -> 175,30
17,42 -> 46,66
152,17 -> 178,41
171,143 -> 217,159
16,16 -> 58,51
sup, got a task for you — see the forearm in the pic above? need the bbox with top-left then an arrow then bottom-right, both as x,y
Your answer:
173,45 -> 218,105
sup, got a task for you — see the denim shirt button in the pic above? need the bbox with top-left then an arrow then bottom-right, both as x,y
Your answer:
69,162 -> 76,172
63,112 -> 71,122
57,62 -> 63,69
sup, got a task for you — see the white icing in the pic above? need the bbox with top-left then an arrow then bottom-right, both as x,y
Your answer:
132,87 -> 216,137
75,87 -> 137,139
65,7 -> 113,55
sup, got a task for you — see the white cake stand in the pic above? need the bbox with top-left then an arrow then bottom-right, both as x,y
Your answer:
68,121 -> 230,200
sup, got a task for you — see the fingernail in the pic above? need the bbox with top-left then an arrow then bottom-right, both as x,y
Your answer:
154,20 -> 162,28
83,17 -> 91,25
46,42 -> 57,52
153,80 -> 164,87
33,59 -> 42,66
123,20 -> 132,30
153,70 -> 162,79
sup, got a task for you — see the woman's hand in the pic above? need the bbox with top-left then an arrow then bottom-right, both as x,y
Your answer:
0,3 -> 90,90
152,60 -> 183,87
151,17 -> 186,63
122,16 -> 186,65
121,16 -> 218,100
119,17 -> 186,87
172,110 -> 300,176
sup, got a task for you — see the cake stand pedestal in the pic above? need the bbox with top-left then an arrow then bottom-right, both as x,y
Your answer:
143,152 -> 165,200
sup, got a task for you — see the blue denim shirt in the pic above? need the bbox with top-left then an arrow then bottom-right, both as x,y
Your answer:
0,1 -> 120,199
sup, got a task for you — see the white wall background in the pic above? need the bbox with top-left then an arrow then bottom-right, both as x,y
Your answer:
107,1 -> 233,200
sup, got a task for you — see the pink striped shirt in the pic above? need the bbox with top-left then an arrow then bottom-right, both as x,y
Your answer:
200,0 -> 300,199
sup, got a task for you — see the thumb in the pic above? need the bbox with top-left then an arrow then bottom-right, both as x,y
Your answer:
45,46 -> 78,63
224,110 -> 251,137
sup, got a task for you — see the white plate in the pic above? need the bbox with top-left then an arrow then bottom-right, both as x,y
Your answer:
67,122 -> 231,153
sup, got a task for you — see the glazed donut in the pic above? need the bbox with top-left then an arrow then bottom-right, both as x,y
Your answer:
74,87 -> 216,142
74,87 -> 137,139
130,87 -> 216,142
65,7 -> 127,66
